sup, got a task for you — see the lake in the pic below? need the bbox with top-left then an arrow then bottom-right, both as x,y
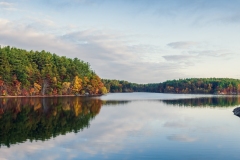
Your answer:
1,93 -> 240,160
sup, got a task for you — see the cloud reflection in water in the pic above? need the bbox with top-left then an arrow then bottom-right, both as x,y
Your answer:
0,94 -> 240,159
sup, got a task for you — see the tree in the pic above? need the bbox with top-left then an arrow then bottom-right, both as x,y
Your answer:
100,87 -> 108,94
72,76 -> 82,94
0,46 -> 107,96
61,82 -> 71,95
34,83 -> 41,95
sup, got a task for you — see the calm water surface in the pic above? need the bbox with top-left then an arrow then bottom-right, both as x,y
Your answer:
1,93 -> 240,160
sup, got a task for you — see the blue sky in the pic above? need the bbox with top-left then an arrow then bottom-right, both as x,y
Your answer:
0,0 -> 240,83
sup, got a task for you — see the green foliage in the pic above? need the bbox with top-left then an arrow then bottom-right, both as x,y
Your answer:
0,46 -> 105,96
102,79 -> 139,93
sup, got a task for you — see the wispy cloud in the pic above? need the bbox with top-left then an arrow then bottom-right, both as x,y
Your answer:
163,121 -> 187,128
167,41 -> 198,49
0,19 -> 188,83
163,48 -> 235,65
0,1 -> 18,11
194,13 -> 240,26
167,134 -> 197,142
217,13 -> 240,24
38,0 -> 100,10
189,50 -> 235,58
0,4 -> 239,84
163,55 -> 195,62
0,18 -> 77,56
0,2 -> 14,7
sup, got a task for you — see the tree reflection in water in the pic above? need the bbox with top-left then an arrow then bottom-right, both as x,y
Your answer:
1,96 -> 239,148
162,96 -> 240,107
0,97 -> 103,148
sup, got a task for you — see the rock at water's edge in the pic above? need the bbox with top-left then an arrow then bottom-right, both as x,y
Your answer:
233,107 -> 240,117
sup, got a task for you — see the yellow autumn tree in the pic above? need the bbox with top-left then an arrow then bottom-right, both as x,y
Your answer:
100,87 -> 108,94
90,77 -> 98,94
72,76 -> 82,94
34,83 -> 41,95
52,77 -> 57,84
81,76 -> 90,94
61,82 -> 71,95
83,77 -> 89,88
90,75 -> 104,94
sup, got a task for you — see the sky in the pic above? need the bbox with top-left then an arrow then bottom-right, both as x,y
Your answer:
0,0 -> 240,83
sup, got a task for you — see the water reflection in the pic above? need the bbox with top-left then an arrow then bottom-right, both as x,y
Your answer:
0,97 -> 103,147
1,95 -> 240,160
162,96 -> 240,107
1,96 -> 239,148
103,100 -> 131,106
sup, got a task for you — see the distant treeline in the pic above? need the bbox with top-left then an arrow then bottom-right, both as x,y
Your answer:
103,78 -> 240,94
0,46 -> 107,96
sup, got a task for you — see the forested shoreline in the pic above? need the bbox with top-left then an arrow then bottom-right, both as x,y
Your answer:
0,46 -> 107,96
103,78 -> 240,95
1,46 -> 240,97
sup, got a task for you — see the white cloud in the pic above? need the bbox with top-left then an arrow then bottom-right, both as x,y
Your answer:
0,2 -> 14,7
163,121 -> 187,128
167,41 -> 198,49
162,49 -> 236,69
0,18 -> 9,25
0,1 -> 18,11
0,17 -> 239,83
189,50 -> 235,58
163,55 -> 195,62
0,18 -> 77,56
0,18 -> 189,83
